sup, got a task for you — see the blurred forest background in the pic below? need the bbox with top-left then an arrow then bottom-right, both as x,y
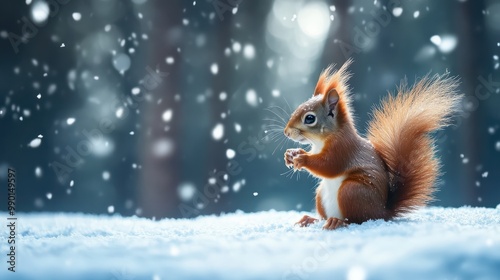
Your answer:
0,0 -> 499,218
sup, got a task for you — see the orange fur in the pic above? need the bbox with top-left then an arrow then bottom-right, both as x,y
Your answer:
285,60 -> 462,228
314,58 -> 354,127
367,75 -> 461,216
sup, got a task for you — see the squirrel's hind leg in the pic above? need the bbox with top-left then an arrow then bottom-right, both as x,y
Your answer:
338,180 -> 390,224
295,215 -> 319,227
323,217 -> 348,230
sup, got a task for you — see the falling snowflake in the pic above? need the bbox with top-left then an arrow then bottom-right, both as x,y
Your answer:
245,89 -> 258,107
212,123 -> 224,141
226,149 -> 236,159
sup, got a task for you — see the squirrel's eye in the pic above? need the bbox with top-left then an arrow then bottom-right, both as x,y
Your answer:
304,114 -> 316,126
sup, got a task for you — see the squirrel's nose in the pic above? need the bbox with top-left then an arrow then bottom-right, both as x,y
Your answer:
284,128 -> 290,137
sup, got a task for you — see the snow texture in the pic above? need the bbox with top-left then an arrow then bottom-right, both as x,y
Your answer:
2,207 -> 500,280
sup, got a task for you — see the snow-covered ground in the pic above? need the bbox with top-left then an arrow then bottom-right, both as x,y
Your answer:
2,207 -> 500,280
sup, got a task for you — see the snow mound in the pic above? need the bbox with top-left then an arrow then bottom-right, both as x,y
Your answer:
2,207 -> 500,280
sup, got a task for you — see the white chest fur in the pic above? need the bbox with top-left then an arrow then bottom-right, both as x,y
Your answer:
318,175 -> 346,219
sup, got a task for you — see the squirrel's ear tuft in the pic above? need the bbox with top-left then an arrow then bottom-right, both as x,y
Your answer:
313,65 -> 333,96
313,58 -> 353,97
324,89 -> 339,112
313,59 -> 354,125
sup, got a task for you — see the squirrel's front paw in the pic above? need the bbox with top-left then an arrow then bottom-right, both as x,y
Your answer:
293,154 -> 307,170
284,152 -> 294,167
284,148 -> 305,168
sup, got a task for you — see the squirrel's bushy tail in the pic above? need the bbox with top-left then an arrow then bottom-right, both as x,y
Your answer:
367,74 -> 462,217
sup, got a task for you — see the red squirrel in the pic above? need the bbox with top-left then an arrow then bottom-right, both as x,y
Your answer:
284,59 -> 461,230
